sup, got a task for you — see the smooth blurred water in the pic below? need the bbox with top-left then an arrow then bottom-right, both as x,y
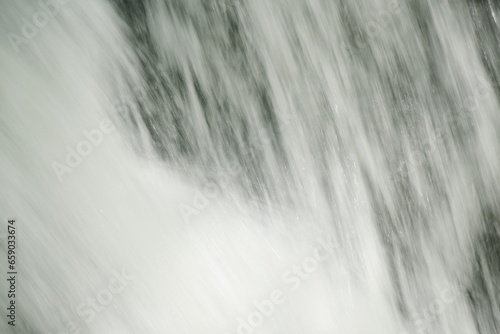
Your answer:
1,0 -> 500,333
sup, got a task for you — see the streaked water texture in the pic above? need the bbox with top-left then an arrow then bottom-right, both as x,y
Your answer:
1,0 -> 499,333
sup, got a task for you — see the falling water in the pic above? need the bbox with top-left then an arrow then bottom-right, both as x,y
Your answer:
1,0 -> 500,333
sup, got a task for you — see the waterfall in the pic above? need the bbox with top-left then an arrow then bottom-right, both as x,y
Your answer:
1,0 -> 499,333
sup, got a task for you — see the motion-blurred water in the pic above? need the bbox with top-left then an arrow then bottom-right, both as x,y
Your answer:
1,0 -> 500,333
